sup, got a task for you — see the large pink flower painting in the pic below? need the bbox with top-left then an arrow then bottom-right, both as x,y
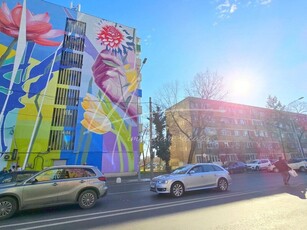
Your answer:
0,2 -> 63,46
92,50 -> 138,123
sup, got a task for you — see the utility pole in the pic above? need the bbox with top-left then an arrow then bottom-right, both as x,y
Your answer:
149,97 -> 154,179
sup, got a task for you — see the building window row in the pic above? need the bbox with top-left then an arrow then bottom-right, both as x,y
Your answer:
54,88 -> 80,106
60,51 -> 83,69
58,68 -> 81,86
49,130 -> 75,150
51,108 -> 78,127
63,34 -> 85,52
65,18 -> 86,36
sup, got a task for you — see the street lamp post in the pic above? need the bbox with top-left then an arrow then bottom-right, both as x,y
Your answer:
136,58 -> 147,181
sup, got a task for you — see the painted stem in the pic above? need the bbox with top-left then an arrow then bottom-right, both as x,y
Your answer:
0,38 -> 17,67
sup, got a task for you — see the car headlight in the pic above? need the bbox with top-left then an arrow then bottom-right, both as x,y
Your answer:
157,180 -> 168,184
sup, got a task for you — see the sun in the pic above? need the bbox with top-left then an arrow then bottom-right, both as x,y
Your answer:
232,78 -> 251,96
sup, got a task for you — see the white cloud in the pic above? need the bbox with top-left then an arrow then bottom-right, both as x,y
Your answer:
230,4 -> 238,13
259,0 -> 272,5
215,0 -> 272,19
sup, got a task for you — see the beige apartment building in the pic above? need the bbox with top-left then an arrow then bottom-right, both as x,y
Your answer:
167,97 -> 307,168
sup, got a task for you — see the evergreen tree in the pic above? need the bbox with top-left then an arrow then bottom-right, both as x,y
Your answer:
152,106 -> 171,172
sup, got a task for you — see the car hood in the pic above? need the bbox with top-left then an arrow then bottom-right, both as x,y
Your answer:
153,174 -> 183,181
0,182 -> 18,188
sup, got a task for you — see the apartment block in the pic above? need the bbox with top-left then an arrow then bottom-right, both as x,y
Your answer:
167,97 -> 307,168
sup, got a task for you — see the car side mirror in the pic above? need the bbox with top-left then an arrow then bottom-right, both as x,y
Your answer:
189,170 -> 195,174
27,178 -> 38,184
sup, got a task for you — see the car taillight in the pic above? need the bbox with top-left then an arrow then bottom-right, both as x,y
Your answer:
98,176 -> 106,181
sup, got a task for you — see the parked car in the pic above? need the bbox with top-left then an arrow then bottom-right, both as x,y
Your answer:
223,161 -> 247,174
267,160 -> 279,173
150,163 -> 231,198
287,158 -> 307,172
246,159 -> 271,171
0,170 -> 38,184
0,165 -> 108,220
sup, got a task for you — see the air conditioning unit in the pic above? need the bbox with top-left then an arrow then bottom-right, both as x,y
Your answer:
3,154 -> 11,161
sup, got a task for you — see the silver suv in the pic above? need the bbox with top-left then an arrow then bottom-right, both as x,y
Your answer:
0,165 -> 108,220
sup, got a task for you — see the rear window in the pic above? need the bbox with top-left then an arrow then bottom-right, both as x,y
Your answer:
65,168 -> 96,178
202,164 -> 223,172
212,165 -> 224,171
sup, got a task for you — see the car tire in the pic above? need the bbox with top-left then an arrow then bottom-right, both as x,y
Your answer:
217,178 -> 228,191
299,167 -> 305,172
0,197 -> 17,220
78,190 -> 97,209
170,182 -> 184,198
255,166 -> 260,171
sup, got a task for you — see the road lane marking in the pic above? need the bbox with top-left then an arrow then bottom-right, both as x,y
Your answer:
1,191 -> 260,229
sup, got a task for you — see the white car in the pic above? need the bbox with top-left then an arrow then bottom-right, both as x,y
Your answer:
246,159 -> 271,171
150,163 -> 231,197
287,159 -> 307,172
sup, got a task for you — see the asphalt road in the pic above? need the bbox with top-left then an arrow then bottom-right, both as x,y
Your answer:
1,171 -> 307,230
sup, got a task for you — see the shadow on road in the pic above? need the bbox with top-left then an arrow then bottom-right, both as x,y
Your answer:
285,183 -> 307,199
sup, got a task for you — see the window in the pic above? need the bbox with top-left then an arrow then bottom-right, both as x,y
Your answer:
65,168 -> 96,178
48,130 -> 76,150
55,88 -> 80,106
191,166 -> 203,173
65,18 -> 86,36
35,169 -> 64,182
201,165 -> 215,172
58,69 -> 81,86
51,108 -> 78,127
212,165 -> 223,171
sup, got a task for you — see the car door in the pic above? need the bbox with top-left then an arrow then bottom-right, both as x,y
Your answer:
183,165 -> 205,190
56,168 -> 90,203
21,168 -> 63,209
201,165 -> 217,187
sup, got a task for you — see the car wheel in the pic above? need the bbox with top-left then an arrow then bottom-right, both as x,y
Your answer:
0,197 -> 17,220
255,166 -> 260,171
78,190 -> 97,209
217,178 -> 228,191
170,182 -> 184,198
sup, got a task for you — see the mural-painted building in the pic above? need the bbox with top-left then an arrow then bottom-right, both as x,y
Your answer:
0,0 -> 143,176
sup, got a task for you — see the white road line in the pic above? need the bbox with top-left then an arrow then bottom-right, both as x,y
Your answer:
1,191 -> 260,229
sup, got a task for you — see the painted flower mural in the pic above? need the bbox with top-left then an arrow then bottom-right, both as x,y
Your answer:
81,93 -> 135,172
0,2 -> 64,67
92,50 -> 138,123
96,21 -> 134,55
0,1 -> 63,154
0,2 -> 63,46
81,94 -> 112,134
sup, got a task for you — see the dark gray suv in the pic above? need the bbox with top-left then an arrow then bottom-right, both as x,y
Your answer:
0,165 -> 108,220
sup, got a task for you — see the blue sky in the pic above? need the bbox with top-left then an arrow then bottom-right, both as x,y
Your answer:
46,0 -> 306,108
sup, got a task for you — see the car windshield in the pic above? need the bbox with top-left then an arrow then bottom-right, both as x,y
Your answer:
171,165 -> 190,174
0,174 -> 13,184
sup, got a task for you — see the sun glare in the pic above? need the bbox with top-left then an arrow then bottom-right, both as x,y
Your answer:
232,78 -> 251,96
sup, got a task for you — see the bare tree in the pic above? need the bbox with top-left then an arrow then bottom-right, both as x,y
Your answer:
287,101 -> 307,114
185,70 -> 228,100
156,74 -> 227,164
